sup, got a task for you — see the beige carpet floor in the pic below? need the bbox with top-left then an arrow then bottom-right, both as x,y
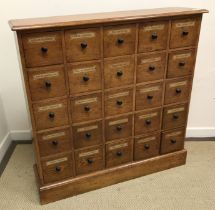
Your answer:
0,141 -> 215,210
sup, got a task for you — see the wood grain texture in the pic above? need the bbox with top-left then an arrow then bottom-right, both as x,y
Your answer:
35,149 -> 187,204
9,7 -> 208,31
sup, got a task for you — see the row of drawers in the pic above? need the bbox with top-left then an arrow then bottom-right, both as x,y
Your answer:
22,17 -> 201,68
33,77 -> 191,130
38,102 -> 188,156
42,127 -> 185,183
28,50 -> 195,101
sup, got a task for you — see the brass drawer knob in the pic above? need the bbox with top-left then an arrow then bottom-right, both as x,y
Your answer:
45,80 -> 52,88
116,151 -> 122,157
87,158 -> 93,164
145,119 -> 151,125
84,106 -> 91,112
81,42 -> 88,49
52,140 -> 58,146
182,31 -> 189,36
173,114 -> 179,120
116,125 -> 122,131
55,166 -> 61,172
116,100 -> 123,106
41,47 -> 48,53
85,133 -> 91,139
147,95 -> 153,100
144,144 -> 150,150
148,65 -> 155,71
179,62 -> 186,67
175,88 -> 182,94
117,38 -> 124,44
171,139 -> 177,144
116,70 -> 123,77
48,112 -> 55,119
151,32 -> 158,40
83,75 -> 89,82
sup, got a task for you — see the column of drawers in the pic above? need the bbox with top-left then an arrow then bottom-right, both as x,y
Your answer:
21,15 -> 201,184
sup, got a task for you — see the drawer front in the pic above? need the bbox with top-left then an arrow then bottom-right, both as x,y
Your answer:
38,128 -> 71,157
161,128 -> 185,154
105,114 -> 132,141
170,17 -> 201,49
136,82 -> 164,110
71,93 -> 102,123
163,103 -> 188,130
104,55 -> 135,89
105,88 -> 133,116
42,153 -> 73,184
68,61 -> 102,95
22,32 -> 63,68
164,77 -> 192,105
135,108 -> 162,135
33,99 -> 69,131
134,133 -> 160,161
137,52 -> 166,83
103,24 -> 136,57
75,145 -> 103,175
106,138 -> 132,168
28,65 -> 66,101
72,120 -> 103,149
65,28 -> 101,62
138,20 -> 169,52
167,49 -> 196,78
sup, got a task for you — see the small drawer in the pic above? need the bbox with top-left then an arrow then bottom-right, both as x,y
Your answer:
134,133 -> 160,161
170,16 -> 201,49
137,52 -> 166,83
72,120 -> 103,149
164,77 -> 192,105
135,108 -> 162,135
167,49 -> 196,78
105,88 -> 133,116
75,145 -> 103,175
28,65 -> 66,101
163,103 -> 188,130
65,28 -> 101,62
138,20 -> 169,52
38,128 -> 71,157
22,31 -> 63,68
103,24 -> 136,57
136,82 -> 164,110
68,61 -> 102,95
42,153 -> 73,184
106,138 -> 132,168
105,114 -> 132,141
71,93 -> 102,123
33,99 -> 69,131
104,55 -> 135,89
161,128 -> 185,154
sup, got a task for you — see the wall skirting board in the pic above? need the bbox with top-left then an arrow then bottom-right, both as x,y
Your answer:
186,127 -> 215,138
0,132 -> 11,163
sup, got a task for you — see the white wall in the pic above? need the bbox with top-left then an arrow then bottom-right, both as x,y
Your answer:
0,0 -> 214,139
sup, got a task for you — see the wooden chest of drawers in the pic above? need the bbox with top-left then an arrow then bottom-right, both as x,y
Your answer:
9,7 -> 208,204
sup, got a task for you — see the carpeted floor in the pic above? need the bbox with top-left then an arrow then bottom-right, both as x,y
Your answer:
0,141 -> 215,210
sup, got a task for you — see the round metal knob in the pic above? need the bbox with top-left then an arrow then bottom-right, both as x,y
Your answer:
145,119 -> 151,125
55,166 -> 61,172
83,75 -> 89,82
85,133 -> 91,139
48,112 -> 55,119
117,38 -> 124,44
144,144 -> 150,150
151,32 -> 158,40
117,70 -> 123,77
149,65 -> 155,71
173,114 -> 179,120
171,139 -> 177,144
81,42 -> 88,49
116,100 -> 123,106
182,31 -> 189,36
45,81 -> 52,88
116,151 -> 122,157
84,106 -> 91,112
87,159 -> 93,164
147,95 -> 153,100
41,47 -> 48,53
179,62 -> 186,67
116,125 -> 122,131
52,140 -> 58,146
176,88 -> 182,94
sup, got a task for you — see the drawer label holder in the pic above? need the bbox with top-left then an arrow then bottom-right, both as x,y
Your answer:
138,112 -> 158,119
167,107 -> 185,114
109,118 -> 128,126
46,157 -> 68,166
70,32 -> 95,39
33,72 -> 59,80
28,36 -> 56,44
38,104 -> 63,112
77,125 -> 98,132
143,24 -> 165,31
176,21 -> 195,28
79,149 -> 99,157
137,136 -> 156,144
109,142 -> 128,150
73,66 -> 97,74
42,131 -> 66,140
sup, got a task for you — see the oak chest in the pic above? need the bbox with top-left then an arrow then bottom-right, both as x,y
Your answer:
9,7 -> 208,204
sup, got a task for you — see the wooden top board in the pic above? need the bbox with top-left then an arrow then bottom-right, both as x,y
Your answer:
9,7 -> 208,31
